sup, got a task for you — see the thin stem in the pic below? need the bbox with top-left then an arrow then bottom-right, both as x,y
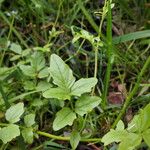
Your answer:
112,56 -> 150,128
102,0 -> 113,107
0,83 -> 9,109
36,131 -> 101,142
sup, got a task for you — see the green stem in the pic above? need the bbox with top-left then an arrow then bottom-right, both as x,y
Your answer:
0,11 -> 28,48
0,83 -> 9,108
36,131 -> 101,142
102,0 -> 113,107
112,56 -> 150,128
0,123 -> 101,143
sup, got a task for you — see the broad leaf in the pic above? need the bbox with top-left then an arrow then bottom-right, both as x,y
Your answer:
36,81 -> 52,91
24,114 -> 35,127
118,133 -> 142,150
70,131 -> 81,150
20,65 -> 36,77
143,129 -> 150,148
53,107 -> 76,131
38,67 -> 49,78
116,120 -> 125,131
22,128 -> 33,144
101,129 -> 128,146
10,43 -> 22,54
71,78 -> 97,96
43,88 -> 70,100
140,103 -> 150,131
75,95 -> 101,116
30,52 -> 45,72
50,54 -> 75,90
0,124 -> 20,144
5,103 -> 24,123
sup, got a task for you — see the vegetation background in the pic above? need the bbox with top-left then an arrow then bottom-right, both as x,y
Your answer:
0,0 -> 150,149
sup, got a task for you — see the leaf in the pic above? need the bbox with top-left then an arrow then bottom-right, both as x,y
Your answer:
70,131 -> 81,150
36,81 -> 52,91
140,103 -> 150,131
143,129 -> 150,148
19,65 -> 36,77
116,120 -> 125,131
30,52 -> 45,72
43,88 -> 70,100
101,129 -> 128,146
50,54 -> 75,90
53,107 -> 76,131
22,128 -> 33,144
5,103 -> 24,123
10,43 -> 22,54
75,95 -> 101,116
0,124 -> 20,144
113,30 -> 150,44
24,114 -> 35,127
38,67 -> 49,78
71,78 -> 97,96
118,133 -> 142,150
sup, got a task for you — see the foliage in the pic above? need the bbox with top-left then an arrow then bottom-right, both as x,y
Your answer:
0,0 -> 150,149
102,104 -> 150,150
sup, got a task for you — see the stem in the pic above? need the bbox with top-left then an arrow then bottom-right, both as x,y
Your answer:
0,83 -> 9,109
102,0 -> 113,107
112,56 -> 150,128
0,11 -> 28,48
36,131 -> 101,142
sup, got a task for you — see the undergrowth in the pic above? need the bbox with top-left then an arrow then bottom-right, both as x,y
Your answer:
0,0 -> 150,150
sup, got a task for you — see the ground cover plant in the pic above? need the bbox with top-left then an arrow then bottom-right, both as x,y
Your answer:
0,0 -> 150,149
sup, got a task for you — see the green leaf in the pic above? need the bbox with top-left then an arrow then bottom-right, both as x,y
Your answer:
38,67 -> 49,78
22,128 -> 33,144
140,103 -> 150,131
5,103 -> 24,123
19,65 -> 36,77
24,114 -> 35,127
143,129 -> 150,148
113,30 -> 150,44
71,78 -> 97,96
116,120 -> 125,131
53,107 -> 76,131
36,81 -> 52,91
70,131 -> 81,150
43,88 -> 70,100
50,54 -> 75,90
0,124 -> 20,144
10,43 -> 22,54
75,95 -> 101,116
118,133 -> 142,150
101,129 -> 128,146
30,52 -> 45,72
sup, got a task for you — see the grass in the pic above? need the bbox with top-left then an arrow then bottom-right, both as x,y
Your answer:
0,0 -> 150,149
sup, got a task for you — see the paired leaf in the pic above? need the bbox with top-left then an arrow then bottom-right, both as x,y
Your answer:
5,103 -> 24,123
50,54 -> 75,90
22,128 -> 33,144
101,129 -> 128,146
71,78 -> 97,96
43,87 -> 70,100
70,131 -> 81,150
0,124 -> 20,143
75,95 -> 101,116
24,114 -> 35,127
143,129 -> 150,148
19,65 -> 36,77
53,107 -> 76,131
